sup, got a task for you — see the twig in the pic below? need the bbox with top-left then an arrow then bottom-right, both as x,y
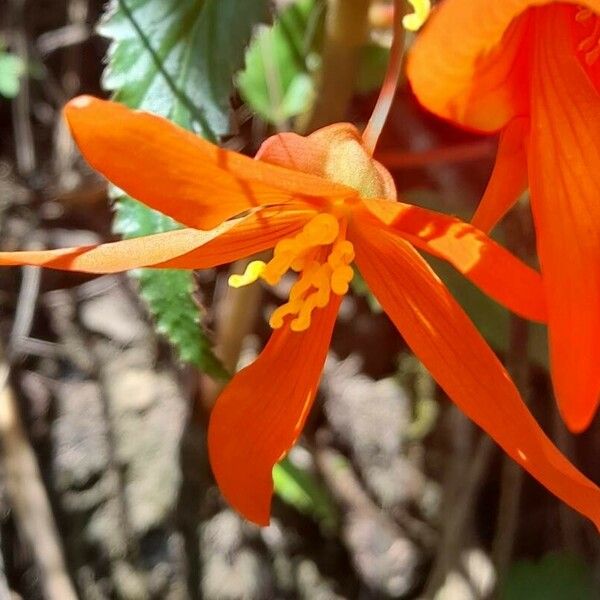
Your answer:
0,361 -> 78,600
552,409 -> 585,554
37,24 -> 91,57
8,265 -> 41,362
9,0 -> 36,179
423,421 -> 494,597
199,258 -> 264,410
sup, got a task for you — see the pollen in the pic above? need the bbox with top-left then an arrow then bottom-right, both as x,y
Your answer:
576,8 -> 600,66
228,213 -> 355,332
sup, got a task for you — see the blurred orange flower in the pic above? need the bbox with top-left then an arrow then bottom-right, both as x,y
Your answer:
1,96 -> 599,528
408,0 -> 600,432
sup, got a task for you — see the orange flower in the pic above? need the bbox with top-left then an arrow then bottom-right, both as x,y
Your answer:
407,0 -> 600,433
1,96 -> 600,528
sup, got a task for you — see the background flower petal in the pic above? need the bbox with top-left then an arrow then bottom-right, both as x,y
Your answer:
529,6 -> 600,431
472,117 -> 530,232
406,0 -> 535,131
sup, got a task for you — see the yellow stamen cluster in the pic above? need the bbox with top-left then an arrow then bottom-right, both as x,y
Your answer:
228,214 -> 355,332
577,8 -> 600,65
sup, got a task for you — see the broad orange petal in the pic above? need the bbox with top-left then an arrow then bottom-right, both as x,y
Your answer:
407,0 -> 600,131
65,97 -> 354,230
407,0 -> 534,131
529,6 -> 600,431
360,199 -> 546,322
208,297 -> 341,525
0,206 -> 315,273
351,218 -> 600,530
472,117 -> 529,233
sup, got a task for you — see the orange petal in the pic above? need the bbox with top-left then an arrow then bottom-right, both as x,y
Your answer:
472,117 -> 529,233
360,199 -> 546,322
64,97 -> 353,230
351,218 -> 600,530
0,206 -> 314,273
208,297 -> 341,525
529,6 -> 600,431
407,0 -> 538,132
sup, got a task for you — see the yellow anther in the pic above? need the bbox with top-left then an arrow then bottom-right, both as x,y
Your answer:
291,253 -> 310,272
328,240 -> 355,268
228,260 -> 266,289
403,0 -> 431,32
312,265 -> 333,308
300,214 -> 340,246
331,265 -> 354,295
289,261 -> 321,301
291,294 -> 321,332
269,299 -> 303,329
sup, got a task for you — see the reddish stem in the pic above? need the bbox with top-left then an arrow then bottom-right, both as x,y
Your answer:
362,0 -> 405,155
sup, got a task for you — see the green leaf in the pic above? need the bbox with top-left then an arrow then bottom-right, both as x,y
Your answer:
238,0 -> 323,125
273,456 -> 338,529
100,0 -> 270,136
100,0 -> 269,375
0,51 -> 25,99
501,553 -> 595,600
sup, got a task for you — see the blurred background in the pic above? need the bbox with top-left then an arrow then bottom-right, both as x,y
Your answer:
0,1 -> 599,598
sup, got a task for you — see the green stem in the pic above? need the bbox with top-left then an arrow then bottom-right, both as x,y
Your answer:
303,0 -> 371,131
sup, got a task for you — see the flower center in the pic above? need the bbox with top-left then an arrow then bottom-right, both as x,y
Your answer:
576,8 -> 600,65
229,213 -> 354,332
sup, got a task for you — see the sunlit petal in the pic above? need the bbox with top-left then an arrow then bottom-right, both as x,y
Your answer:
208,297 -> 341,525
352,218 -> 600,530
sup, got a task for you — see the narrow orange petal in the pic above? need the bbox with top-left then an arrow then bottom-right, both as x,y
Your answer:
0,206 -> 314,273
351,219 -> 600,530
361,199 -> 546,322
472,117 -> 529,233
529,6 -> 600,431
208,297 -> 341,525
64,97 -> 353,230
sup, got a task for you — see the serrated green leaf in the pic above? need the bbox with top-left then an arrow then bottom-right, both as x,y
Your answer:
100,0 -> 269,376
238,0 -> 323,125
100,0 -> 270,136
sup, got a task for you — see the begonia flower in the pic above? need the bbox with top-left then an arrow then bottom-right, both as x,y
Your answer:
0,96 -> 599,528
408,0 -> 600,432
